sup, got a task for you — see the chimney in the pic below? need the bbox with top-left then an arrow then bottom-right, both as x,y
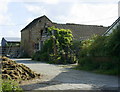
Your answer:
118,1 -> 120,17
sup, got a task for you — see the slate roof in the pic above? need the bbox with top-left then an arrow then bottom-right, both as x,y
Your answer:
21,15 -> 108,40
3,37 -> 21,42
54,23 -> 108,40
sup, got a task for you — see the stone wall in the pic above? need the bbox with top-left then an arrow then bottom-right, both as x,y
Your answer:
21,29 -> 31,56
21,16 -> 52,56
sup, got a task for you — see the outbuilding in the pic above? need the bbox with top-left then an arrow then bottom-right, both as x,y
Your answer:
1,37 -> 21,57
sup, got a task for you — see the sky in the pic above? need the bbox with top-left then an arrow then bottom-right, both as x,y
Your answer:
0,0 -> 119,45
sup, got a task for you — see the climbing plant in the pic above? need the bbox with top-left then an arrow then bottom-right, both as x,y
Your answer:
32,26 -> 77,64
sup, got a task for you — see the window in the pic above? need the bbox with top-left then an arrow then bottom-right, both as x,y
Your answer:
34,43 -> 39,50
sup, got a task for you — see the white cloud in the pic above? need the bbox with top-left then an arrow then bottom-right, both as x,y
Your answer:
8,0 -> 59,4
8,0 -> 119,4
37,0 -> 59,4
0,0 -> 15,25
0,1 -> 8,13
25,5 -> 47,15
0,0 -> 17,41
0,0 -> 9,25
55,3 -> 118,26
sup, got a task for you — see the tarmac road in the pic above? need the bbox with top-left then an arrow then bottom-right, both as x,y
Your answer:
12,58 -> 119,91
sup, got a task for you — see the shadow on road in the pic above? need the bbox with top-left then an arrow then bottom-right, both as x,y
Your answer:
13,58 -> 119,91
20,70 -> 119,91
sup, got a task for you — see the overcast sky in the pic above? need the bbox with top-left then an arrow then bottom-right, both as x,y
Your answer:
0,0 -> 119,44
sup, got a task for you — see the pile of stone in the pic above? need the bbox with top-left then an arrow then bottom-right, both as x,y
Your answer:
1,57 -> 40,81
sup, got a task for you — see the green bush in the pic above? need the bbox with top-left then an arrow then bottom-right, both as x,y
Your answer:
71,40 -> 81,56
106,25 -> 120,56
2,79 -> 23,92
78,57 -> 99,70
78,57 -> 119,75
79,35 -> 108,57
80,25 -> 120,57
48,54 -> 61,64
89,36 -> 108,56
76,25 -> 120,75
48,52 -> 77,64
32,51 -> 49,61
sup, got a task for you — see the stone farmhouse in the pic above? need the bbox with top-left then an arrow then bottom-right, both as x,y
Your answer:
21,15 -> 108,56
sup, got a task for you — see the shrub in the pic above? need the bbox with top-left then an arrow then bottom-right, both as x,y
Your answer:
89,36 -> 108,56
80,25 -> 120,57
71,40 -> 81,57
79,35 -> 108,57
32,51 -> 49,61
49,54 -> 62,64
78,56 -> 119,75
78,57 -> 99,70
106,25 -> 120,57
77,25 -> 120,75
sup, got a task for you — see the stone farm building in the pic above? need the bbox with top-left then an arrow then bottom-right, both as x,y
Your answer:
1,37 -> 21,57
21,15 -> 108,56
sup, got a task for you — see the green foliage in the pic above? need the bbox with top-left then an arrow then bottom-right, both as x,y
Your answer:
1,79 -> 23,92
32,26 -> 77,64
71,40 -> 81,57
78,57 -> 99,70
77,25 -> 120,75
106,25 -> 120,56
78,57 -> 119,75
32,51 -> 49,61
80,25 -> 120,57
41,38 -> 54,53
80,35 -> 109,57
48,26 -> 73,51
80,35 -> 99,56
89,36 -> 108,56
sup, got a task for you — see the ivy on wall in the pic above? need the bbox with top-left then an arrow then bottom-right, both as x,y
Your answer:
32,26 -> 77,64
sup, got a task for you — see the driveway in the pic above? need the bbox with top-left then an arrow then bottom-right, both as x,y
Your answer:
12,58 -> 119,91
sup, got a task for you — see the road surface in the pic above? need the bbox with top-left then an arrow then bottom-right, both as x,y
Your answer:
12,58 -> 119,91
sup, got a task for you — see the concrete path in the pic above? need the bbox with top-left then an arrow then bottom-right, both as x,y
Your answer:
12,58 -> 119,91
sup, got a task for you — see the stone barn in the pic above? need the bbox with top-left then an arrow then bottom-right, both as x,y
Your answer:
1,37 -> 21,57
21,15 -> 108,57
